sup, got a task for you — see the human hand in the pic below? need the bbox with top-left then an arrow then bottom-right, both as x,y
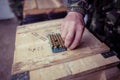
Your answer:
61,12 -> 84,50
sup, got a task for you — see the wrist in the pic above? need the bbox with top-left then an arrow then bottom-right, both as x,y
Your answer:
67,0 -> 89,17
67,6 -> 86,16
67,12 -> 84,19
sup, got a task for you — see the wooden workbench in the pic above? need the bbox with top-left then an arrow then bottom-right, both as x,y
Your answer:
12,19 -> 120,80
23,0 -> 66,17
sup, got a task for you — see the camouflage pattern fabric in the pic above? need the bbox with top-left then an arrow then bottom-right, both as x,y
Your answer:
63,0 -> 120,57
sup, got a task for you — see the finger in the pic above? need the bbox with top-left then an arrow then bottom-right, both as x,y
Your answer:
60,23 -> 64,35
61,19 -> 67,33
69,27 -> 83,49
65,26 -> 75,48
61,23 -> 68,40
61,22 -> 65,32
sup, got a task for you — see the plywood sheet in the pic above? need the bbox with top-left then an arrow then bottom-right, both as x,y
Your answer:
23,0 -> 66,16
24,0 -> 37,10
36,0 -> 63,9
30,63 -> 71,80
12,19 -> 111,75
29,54 -> 119,80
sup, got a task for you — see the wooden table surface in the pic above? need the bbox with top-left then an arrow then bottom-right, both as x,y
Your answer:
23,0 -> 66,17
12,19 -> 120,79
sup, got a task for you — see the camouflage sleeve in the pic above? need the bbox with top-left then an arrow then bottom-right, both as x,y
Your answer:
62,0 -> 90,16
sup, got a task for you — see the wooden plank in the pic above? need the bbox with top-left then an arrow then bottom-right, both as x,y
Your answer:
24,0 -> 37,10
30,67 -> 104,80
29,54 -> 119,80
23,0 -> 66,17
29,69 -> 41,80
30,64 -> 71,80
12,19 -> 112,75
66,54 -> 119,77
70,71 -> 106,80
36,0 -> 63,9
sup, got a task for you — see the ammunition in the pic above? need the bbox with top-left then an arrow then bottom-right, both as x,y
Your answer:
54,34 -> 61,48
52,34 -> 58,48
56,34 -> 62,47
49,35 -> 55,48
48,33 -> 67,53
57,34 -> 65,47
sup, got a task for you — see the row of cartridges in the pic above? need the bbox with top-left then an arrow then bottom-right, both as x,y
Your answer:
48,33 -> 67,53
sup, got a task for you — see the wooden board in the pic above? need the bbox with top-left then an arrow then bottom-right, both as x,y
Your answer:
23,0 -> 66,17
29,55 -> 119,80
24,0 -> 37,10
36,0 -> 63,9
12,19 -> 119,76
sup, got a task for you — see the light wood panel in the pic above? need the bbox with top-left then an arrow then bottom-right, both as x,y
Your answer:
36,0 -> 63,9
24,0 -> 37,10
12,19 -> 119,76
23,0 -> 66,17
29,54 -> 119,80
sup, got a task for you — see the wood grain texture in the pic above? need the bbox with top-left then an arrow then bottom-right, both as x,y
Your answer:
29,54 -> 119,80
30,64 -> 71,80
23,0 -> 66,17
24,0 -> 37,10
30,64 -> 104,80
12,19 -> 119,76
36,0 -> 63,9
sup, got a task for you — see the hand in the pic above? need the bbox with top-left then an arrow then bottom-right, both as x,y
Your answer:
61,12 -> 84,50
